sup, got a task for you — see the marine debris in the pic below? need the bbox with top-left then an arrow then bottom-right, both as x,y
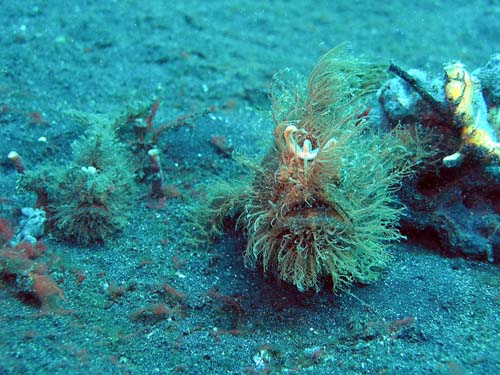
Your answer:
381,57 -> 500,262
386,61 -> 500,175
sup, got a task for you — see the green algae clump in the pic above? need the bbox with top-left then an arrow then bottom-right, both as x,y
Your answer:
21,120 -> 136,245
200,47 -> 413,292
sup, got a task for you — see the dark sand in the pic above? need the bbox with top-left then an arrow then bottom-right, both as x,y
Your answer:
0,1 -> 499,374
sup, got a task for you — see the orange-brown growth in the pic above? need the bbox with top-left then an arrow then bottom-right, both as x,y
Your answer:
30,273 -> 66,312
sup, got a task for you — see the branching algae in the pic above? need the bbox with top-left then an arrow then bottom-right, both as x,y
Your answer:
199,47 -> 414,292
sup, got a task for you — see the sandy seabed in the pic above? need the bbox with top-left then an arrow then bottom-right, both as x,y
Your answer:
0,1 -> 499,374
